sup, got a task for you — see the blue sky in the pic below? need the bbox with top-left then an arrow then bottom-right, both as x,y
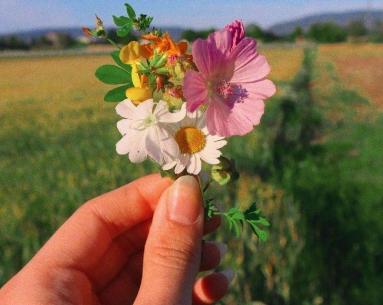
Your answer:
1,0 -> 382,34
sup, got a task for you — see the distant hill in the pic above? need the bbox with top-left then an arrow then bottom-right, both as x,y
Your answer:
3,9 -> 383,42
269,10 -> 383,35
0,26 -> 186,42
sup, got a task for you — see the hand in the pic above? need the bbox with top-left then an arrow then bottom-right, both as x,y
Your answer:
0,174 -> 233,305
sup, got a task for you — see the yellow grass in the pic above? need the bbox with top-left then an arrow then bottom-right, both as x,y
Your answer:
0,47 -> 303,133
319,44 -> 383,108
261,47 -> 303,82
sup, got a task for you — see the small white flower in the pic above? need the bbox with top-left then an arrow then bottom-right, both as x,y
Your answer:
116,99 -> 186,165
163,112 -> 227,175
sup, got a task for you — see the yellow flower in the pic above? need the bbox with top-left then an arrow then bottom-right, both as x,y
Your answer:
120,41 -> 153,104
130,64 -> 142,88
120,41 -> 142,64
126,87 -> 152,106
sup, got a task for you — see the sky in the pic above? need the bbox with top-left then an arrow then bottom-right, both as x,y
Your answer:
1,0 -> 382,34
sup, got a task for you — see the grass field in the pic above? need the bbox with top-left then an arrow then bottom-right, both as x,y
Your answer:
1,44 -> 382,305
319,44 -> 383,107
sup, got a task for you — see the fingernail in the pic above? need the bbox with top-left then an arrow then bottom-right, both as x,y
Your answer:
167,175 -> 201,225
221,269 -> 235,283
215,242 -> 228,259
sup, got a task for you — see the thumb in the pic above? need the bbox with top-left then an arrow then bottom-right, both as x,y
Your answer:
135,175 -> 203,305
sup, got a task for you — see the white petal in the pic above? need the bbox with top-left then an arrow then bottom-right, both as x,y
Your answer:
194,155 -> 202,175
175,161 -> 186,174
175,155 -> 189,174
116,99 -> 136,119
212,139 -> 228,149
206,134 -> 225,141
116,135 -> 131,155
145,126 -> 179,165
203,145 -> 222,159
153,100 -> 169,117
129,134 -> 148,163
200,149 -> 220,164
163,161 -> 177,171
117,119 -> 132,135
116,129 -> 144,154
187,154 -> 197,174
159,102 -> 187,123
145,127 -> 162,164
136,99 -> 154,114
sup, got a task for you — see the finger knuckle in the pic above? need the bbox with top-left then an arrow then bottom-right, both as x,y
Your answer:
149,238 -> 199,270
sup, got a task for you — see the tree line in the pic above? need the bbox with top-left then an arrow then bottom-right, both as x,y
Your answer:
1,20 -> 383,51
183,20 -> 383,43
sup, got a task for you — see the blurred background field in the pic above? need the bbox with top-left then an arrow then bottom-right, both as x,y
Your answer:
1,1 -> 383,305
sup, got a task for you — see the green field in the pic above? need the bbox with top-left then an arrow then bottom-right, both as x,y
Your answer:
1,45 -> 382,305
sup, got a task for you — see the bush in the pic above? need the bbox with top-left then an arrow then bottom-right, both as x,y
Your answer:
308,22 -> 347,43
180,28 -> 215,42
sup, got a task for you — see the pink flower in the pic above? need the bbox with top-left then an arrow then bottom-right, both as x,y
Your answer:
183,25 -> 276,137
225,20 -> 245,50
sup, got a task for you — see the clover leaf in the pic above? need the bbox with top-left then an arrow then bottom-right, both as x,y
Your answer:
95,51 -> 133,102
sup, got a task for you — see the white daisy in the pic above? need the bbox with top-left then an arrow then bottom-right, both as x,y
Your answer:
116,99 -> 186,165
163,112 -> 227,175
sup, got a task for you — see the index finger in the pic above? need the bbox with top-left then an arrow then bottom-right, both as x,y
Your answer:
33,174 -> 172,272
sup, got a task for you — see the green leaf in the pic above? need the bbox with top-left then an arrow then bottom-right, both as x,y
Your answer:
248,223 -> 268,242
137,59 -> 149,70
113,15 -> 130,27
254,217 -> 271,226
155,67 -> 169,75
125,3 -> 136,19
136,14 -> 153,31
95,65 -> 132,85
104,85 -> 130,102
204,199 -> 218,220
111,50 -> 132,70
117,22 -> 133,37
216,203 -> 270,241
154,54 -> 168,68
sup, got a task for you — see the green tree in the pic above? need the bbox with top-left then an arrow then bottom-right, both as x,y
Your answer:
369,21 -> 383,43
347,20 -> 368,37
246,23 -> 280,42
246,23 -> 264,39
107,28 -> 137,45
290,26 -> 304,42
0,36 -> 29,50
308,22 -> 347,43
180,28 -> 215,42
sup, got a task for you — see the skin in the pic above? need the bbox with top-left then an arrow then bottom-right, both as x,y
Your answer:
0,174 -> 230,305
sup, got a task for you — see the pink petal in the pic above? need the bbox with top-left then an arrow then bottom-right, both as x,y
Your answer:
207,30 -> 232,58
242,79 -> 277,100
225,20 -> 245,50
230,38 -> 271,83
184,70 -> 208,112
235,99 -> 265,127
206,95 -> 264,137
192,30 -> 232,77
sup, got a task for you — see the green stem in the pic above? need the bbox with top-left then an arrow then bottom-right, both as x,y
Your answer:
107,38 -> 121,50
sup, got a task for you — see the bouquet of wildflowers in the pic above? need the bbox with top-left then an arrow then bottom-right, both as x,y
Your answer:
85,3 -> 276,241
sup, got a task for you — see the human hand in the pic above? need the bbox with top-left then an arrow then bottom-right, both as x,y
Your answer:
0,174 -> 233,305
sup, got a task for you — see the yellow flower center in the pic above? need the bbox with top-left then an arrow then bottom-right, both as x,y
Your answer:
175,127 -> 206,154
